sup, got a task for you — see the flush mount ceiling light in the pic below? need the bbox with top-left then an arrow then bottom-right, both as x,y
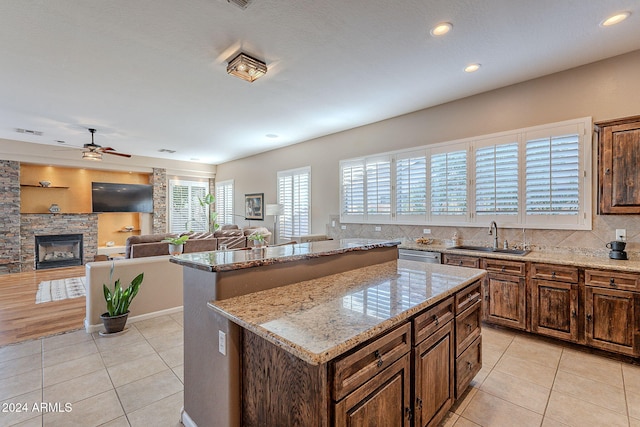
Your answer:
464,63 -> 481,73
430,22 -> 452,36
600,11 -> 631,27
227,53 -> 267,82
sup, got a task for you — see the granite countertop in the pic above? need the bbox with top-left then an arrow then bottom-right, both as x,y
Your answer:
208,259 -> 485,365
170,238 -> 401,272
399,241 -> 640,273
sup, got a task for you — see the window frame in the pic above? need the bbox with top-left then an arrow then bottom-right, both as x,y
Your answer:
277,166 -> 311,241
215,179 -> 234,226
339,117 -> 592,230
168,178 -> 210,233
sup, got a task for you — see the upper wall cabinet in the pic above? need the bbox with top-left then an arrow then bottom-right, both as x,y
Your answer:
596,115 -> 640,214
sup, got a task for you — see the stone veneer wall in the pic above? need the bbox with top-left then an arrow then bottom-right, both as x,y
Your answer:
0,160 -> 21,274
152,168 -> 167,234
20,214 -> 98,272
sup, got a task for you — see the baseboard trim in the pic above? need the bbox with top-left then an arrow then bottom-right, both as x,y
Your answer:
84,306 -> 184,333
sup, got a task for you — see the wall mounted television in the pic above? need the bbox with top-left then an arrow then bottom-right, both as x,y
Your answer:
91,182 -> 154,213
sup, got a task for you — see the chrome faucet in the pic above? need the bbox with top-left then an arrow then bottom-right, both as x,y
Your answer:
488,221 -> 498,250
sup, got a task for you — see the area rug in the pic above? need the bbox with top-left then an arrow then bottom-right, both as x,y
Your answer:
35,276 -> 86,304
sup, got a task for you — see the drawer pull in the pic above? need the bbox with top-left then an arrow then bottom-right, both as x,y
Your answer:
466,323 -> 473,332
433,314 -> 439,326
551,271 -> 556,278
571,309 -> 576,318
416,397 -> 423,410
459,260 -> 463,266
586,314 -> 592,322
467,361 -> 473,370
610,277 -> 616,287
501,266 -> 506,272
374,350 -> 383,368
405,407 -> 413,420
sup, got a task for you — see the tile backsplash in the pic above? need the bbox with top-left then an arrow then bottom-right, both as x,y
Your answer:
326,214 -> 640,257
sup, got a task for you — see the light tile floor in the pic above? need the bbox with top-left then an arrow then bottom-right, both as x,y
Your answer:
2,314 -> 640,427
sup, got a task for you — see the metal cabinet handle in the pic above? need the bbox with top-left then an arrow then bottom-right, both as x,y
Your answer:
433,314 -> 439,326
501,266 -> 506,272
586,314 -> 592,322
374,350 -> 383,367
605,168 -> 611,175
571,309 -> 576,318
467,361 -> 473,370
610,277 -> 616,287
466,323 -> 473,332
416,397 -> 423,410
551,271 -> 556,278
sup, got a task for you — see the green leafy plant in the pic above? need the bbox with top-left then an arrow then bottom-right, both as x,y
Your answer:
248,232 -> 265,243
103,264 -> 144,317
198,193 -> 220,232
163,235 -> 190,245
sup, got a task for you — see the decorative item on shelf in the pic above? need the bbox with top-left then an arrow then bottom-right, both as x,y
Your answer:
416,237 -> 433,245
122,225 -> 135,232
106,241 -> 115,247
163,235 -> 190,255
100,263 -> 144,335
48,203 -> 60,213
39,180 -> 51,187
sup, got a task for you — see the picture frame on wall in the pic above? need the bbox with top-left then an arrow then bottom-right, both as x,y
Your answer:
244,193 -> 264,220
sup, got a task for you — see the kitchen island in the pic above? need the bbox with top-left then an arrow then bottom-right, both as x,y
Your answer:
171,239 -> 485,427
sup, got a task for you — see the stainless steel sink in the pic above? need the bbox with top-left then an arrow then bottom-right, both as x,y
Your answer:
450,245 -> 530,256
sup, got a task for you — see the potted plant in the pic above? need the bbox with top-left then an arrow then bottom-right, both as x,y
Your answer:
101,264 -> 144,334
198,193 -> 221,233
248,232 -> 266,249
164,235 -> 189,255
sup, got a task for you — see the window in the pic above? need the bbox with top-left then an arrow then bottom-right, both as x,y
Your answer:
215,179 -> 234,225
475,136 -> 519,217
339,117 -> 591,230
277,167 -> 311,240
168,179 -> 209,233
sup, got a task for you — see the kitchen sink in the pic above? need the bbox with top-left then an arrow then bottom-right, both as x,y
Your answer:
450,245 -> 530,256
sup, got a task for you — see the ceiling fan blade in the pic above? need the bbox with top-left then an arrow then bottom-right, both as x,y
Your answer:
103,151 -> 132,158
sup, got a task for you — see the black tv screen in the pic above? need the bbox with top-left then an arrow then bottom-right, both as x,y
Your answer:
92,182 -> 154,213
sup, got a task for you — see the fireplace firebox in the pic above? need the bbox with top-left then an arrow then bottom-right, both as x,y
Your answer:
35,234 -> 84,270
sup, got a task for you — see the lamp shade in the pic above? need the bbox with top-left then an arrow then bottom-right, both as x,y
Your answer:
265,204 -> 284,216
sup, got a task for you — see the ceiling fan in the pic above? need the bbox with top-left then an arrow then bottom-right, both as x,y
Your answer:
82,128 -> 132,160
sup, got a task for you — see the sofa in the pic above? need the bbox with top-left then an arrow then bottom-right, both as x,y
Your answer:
124,226 -> 272,258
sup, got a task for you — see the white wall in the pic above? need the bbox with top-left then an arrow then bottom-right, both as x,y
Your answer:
215,50 -> 640,242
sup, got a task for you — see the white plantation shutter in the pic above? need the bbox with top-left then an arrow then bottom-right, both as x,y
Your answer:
278,167 -> 310,240
431,147 -> 467,218
366,157 -> 392,221
169,179 -> 208,233
340,159 -> 365,222
396,150 -> 427,222
526,131 -> 580,220
475,139 -> 519,217
215,180 -> 234,225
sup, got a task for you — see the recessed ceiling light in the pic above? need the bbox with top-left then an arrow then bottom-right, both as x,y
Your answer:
464,63 -> 481,73
430,22 -> 453,37
265,134 -> 279,139
600,11 -> 631,27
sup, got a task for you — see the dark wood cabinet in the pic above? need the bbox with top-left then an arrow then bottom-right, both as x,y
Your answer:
531,263 -> 579,342
584,269 -> 640,356
443,254 -> 480,268
596,115 -> 640,214
483,259 -> 527,330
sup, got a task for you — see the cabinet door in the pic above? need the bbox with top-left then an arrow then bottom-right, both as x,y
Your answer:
442,254 -> 480,268
531,280 -> 578,342
483,273 -> 527,330
334,353 -> 411,427
414,322 -> 454,427
598,117 -> 640,213
585,286 -> 638,356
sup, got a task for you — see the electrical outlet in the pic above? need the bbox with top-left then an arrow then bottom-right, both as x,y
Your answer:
374,226 -> 381,231
616,229 -> 627,240
341,225 -> 346,230
331,220 -> 336,227
218,330 -> 226,355
423,228 -> 431,234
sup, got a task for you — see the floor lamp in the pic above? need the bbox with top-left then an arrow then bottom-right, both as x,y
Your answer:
265,204 -> 284,244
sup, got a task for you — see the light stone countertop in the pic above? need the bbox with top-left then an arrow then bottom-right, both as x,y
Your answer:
170,238 -> 400,272
208,259 -> 485,365
399,241 -> 640,273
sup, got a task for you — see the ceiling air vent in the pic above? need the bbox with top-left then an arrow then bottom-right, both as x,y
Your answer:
158,148 -> 177,153
227,0 -> 253,10
15,128 -> 43,136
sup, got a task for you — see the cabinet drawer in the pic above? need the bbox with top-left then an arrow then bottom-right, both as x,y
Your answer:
413,297 -> 454,345
456,336 -> 482,398
483,258 -> 526,276
443,254 -> 480,268
585,269 -> 640,291
331,322 -> 411,401
531,263 -> 579,283
456,300 -> 481,356
456,281 -> 481,314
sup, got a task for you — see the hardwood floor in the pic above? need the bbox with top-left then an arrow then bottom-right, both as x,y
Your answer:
0,266 -> 86,347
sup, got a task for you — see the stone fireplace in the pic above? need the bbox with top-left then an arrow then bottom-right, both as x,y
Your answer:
35,234 -> 83,269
